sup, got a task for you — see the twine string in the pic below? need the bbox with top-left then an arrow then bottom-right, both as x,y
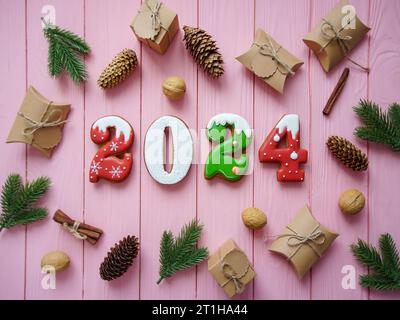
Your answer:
63,221 -> 87,240
276,225 -> 326,260
18,103 -> 67,137
319,18 -> 369,72
219,250 -> 250,294
254,38 -> 294,76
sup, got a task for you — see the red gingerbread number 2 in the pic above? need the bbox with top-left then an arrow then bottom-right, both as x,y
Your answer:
89,116 -> 134,183
259,114 -> 308,182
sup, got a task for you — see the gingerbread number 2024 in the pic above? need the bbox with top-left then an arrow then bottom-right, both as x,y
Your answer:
259,114 -> 307,182
90,116 -> 134,183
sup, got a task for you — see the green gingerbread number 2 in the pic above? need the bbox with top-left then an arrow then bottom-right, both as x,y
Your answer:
205,113 -> 252,182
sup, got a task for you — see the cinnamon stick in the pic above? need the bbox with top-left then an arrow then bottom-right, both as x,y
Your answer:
53,210 -> 103,244
323,68 -> 350,116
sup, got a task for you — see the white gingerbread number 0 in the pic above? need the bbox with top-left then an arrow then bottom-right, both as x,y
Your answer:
341,5 -> 356,30
41,5 -> 56,28
144,116 -> 193,185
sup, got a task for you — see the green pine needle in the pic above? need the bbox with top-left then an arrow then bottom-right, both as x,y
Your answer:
351,233 -> 400,291
353,100 -> 400,151
42,18 -> 90,85
0,174 -> 51,231
157,219 -> 208,284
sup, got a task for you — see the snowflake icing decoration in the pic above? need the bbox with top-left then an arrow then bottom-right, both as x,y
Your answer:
90,161 -> 102,175
110,141 -> 119,152
110,166 -> 123,179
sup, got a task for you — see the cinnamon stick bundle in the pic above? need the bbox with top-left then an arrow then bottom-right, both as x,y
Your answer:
323,68 -> 350,116
53,210 -> 103,245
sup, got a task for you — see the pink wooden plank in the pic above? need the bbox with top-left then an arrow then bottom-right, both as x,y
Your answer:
84,0 -> 141,299
0,0 -> 27,300
25,0 -> 85,299
369,0 -> 400,300
310,0 -> 369,299
139,0 -> 198,300
196,0 -> 254,300
253,0 -> 312,300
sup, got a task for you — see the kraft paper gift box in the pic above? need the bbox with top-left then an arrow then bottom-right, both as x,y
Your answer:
6,86 -> 70,157
236,28 -> 303,94
303,0 -> 370,72
208,239 -> 255,298
269,206 -> 339,279
131,0 -> 179,55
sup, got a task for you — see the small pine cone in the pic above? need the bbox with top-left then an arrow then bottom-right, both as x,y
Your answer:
97,49 -> 138,89
100,235 -> 140,281
327,136 -> 368,171
183,26 -> 224,78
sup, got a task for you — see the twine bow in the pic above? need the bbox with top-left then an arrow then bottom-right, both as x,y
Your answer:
145,0 -> 162,37
319,18 -> 369,72
254,38 -> 294,76
18,104 -> 67,137
278,225 -> 326,260
219,250 -> 250,294
63,221 -> 87,240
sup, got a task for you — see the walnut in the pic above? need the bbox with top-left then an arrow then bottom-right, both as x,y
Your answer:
242,207 -> 267,230
41,251 -> 70,272
339,189 -> 365,215
162,76 -> 186,100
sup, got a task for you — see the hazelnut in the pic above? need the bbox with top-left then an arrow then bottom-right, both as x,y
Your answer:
339,188 -> 365,215
41,251 -> 70,272
242,207 -> 267,230
162,76 -> 186,100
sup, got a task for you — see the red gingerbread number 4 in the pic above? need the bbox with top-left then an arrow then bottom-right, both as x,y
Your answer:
90,116 -> 134,183
259,114 -> 308,182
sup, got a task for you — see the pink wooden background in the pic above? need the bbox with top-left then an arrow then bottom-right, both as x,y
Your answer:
0,0 -> 399,300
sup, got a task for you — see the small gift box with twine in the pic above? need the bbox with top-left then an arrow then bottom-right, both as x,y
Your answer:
131,0 -> 179,55
208,239 -> 255,298
303,0 -> 370,73
6,86 -> 70,157
236,28 -> 303,94
269,206 -> 338,279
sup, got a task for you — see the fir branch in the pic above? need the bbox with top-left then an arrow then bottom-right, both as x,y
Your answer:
351,234 -> 400,291
354,100 -> 400,151
42,18 -> 89,85
157,219 -> 208,284
0,174 -> 51,231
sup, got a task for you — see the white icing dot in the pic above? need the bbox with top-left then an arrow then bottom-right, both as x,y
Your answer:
270,157 -> 273,160
301,178 -> 304,181
120,142 -> 122,144
123,167 -> 126,170
100,159 -> 104,162
290,144 -> 293,147
105,168 -> 108,171
295,170 -> 298,174
264,153 -> 267,156
283,175 -> 286,178
93,135 -> 96,138
101,137 -> 104,140
290,151 -> 299,160
289,170 -> 292,174
273,134 -> 280,142
269,142 -> 273,145
90,176 -> 93,179
285,163 -> 289,166
95,155 -> 98,158
278,154 -> 281,158
103,148 -> 106,152
296,140 -> 299,142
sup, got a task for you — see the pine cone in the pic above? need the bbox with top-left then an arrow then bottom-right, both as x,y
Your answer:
100,235 -> 140,281
97,49 -> 138,89
183,26 -> 224,78
327,136 -> 368,171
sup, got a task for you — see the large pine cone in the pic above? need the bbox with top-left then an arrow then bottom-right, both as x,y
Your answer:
97,49 -> 138,89
183,26 -> 224,78
327,136 -> 368,171
100,235 -> 140,281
